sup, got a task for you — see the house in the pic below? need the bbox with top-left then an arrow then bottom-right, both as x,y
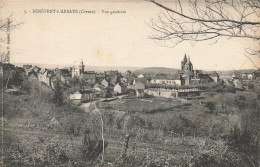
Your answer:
93,84 -> 105,91
72,59 -> 85,78
32,66 -> 41,73
92,85 -> 107,98
55,69 -> 71,85
16,67 -> 25,76
105,70 -> 121,85
38,70 -> 54,88
81,71 -> 96,83
123,72 -> 136,85
133,81 -> 145,90
114,83 -> 127,94
136,89 -> 144,97
253,69 -> 260,80
101,79 -> 109,87
81,89 -> 96,102
96,72 -> 106,83
150,73 -> 182,86
133,78 -> 148,85
28,70 -> 38,81
22,64 -> 32,70
3,63 -> 17,77
233,79 -> 244,90
69,91 -> 82,103
24,67 -> 34,76
137,74 -> 144,78
248,73 -> 254,80
209,71 -> 219,82
197,73 -> 214,83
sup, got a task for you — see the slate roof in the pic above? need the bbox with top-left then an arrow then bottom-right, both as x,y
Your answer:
59,69 -> 71,78
153,73 -> 181,80
82,72 -> 96,80
96,72 -> 105,78
134,78 -> 148,84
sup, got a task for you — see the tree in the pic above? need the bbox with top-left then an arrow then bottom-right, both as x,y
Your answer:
0,0 -> 23,63
148,0 -> 260,68
53,81 -> 64,106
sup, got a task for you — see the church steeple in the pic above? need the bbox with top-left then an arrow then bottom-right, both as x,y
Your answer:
183,54 -> 187,62
80,59 -> 85,74
185,56 -> 193,72
181,54 -> 188,71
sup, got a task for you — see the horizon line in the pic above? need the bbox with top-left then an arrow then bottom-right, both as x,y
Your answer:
10,61 -> 257,72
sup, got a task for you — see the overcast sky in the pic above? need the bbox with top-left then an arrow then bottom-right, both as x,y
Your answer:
1,0 -> 259,70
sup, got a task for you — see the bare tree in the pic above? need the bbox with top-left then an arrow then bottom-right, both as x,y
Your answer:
148,0 -> 260,68
0,1 -> 21,43
0,0 -> 22,62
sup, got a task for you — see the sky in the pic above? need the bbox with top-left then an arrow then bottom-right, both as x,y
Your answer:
0,0 -> 259,70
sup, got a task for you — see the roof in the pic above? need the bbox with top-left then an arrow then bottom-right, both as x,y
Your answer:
153,73 -> 181,80
108,71 -> 118,76
197,73 -> 210,79
81,72 -> 96,80
93,84 -> 105,89
3,63 -> 16,71
96,72 -> 105,78
185,56 -> 192,65
181,54 -> 187,65
210,71 -> 219,77
16,67 -> 25,73
194,70 -> 203,74
58,69 -> 71,78
134,78 -> 148,84
47,70 -> 54,77
32,66 -> 41,72
190,79 -> 200,85
166,74 -> 181,80
40,68 -> 47,74
253,69 -> 260,74
69,91 -> 82,100
115,83 -> 127,88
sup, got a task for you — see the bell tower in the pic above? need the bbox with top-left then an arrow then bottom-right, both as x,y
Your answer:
181,54 -> 187,71
80,59 -> 85,74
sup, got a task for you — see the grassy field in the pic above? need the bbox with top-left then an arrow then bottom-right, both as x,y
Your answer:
2,78 -> 260,166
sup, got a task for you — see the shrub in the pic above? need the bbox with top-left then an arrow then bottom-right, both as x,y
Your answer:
52,81 -> 64,106
81,130 -> 108,161
205,101 -> 216,113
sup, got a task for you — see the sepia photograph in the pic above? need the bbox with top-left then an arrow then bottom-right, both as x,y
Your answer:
0,0 -> 260,166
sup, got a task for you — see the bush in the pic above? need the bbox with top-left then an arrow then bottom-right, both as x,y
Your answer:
81,130 -> 108,161
205,101 -> 216,113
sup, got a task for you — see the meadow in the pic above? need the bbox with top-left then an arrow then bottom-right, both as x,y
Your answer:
2,78 -> 260,166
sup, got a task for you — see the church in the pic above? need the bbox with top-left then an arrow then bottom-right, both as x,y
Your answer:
72,60 -> 96,83
179,54 -> 219,85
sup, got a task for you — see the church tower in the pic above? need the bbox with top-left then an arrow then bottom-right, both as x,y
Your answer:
184,56 -> 193,72
79,59 -> 85,74
181,54 -> 187,71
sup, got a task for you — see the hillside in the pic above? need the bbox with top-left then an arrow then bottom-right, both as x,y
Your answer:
13,63 -> 143,73
134,67 -> 179,75
216,69 -> 255,76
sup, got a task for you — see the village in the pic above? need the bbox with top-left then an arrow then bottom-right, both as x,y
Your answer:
1,0 -> 260,165
2,54 -> 260,104
2,53 -> 260,166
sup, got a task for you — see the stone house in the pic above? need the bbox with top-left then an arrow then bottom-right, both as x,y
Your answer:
101,79 -> 109,87
114,83 -> 127,94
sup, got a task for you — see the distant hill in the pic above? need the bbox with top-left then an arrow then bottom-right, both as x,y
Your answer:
135,67 -> 257,77
13,63 -> 143,73
134,67 -> 179,75
216,69 -> 255,76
